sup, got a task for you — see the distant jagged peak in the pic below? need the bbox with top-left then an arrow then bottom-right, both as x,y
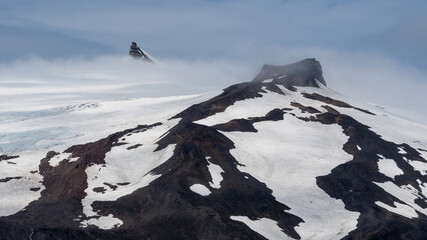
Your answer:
252,58 -> 326,87
129,41 -> 155,63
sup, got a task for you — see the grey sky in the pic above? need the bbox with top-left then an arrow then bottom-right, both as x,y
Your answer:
1,0 -> 426,66
0,0 -> 426,117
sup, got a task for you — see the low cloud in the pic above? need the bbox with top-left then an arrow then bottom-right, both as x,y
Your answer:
0,55 -> 256,111
0,49 -> 426,122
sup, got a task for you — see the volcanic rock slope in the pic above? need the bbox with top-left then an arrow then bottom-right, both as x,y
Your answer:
0,59 -> 427,240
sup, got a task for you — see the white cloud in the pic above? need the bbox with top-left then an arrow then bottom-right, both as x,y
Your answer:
0,55 -> 255,111
0,49 -> 426,122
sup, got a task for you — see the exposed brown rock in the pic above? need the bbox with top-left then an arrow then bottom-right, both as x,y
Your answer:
93,187 -> 107,194
302,93 -> 375,115
104,182 -> 118,191
290,101 -> 321,113
0,155 -> 19,161
30,187 -> 41,192
0,176 -> 22,183
126,144 -> 142,150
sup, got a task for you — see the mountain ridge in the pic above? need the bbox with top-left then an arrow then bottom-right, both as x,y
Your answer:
0,59 -> 426,239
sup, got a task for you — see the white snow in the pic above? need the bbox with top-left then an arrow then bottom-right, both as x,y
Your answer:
377,158 -> 403,179
0,151 -> 45,216
0,93 -> 215,219
306,86 -> 427,158
398,147 -> 407,155
49,152 -> 72,167
1,71 -> 427,236
418,180 -> 427,197
230,216 -> 292,240
81,120 -> 177,228
206,158 -> 224,189
374,181 -> 427,217
190,184 -> 211,196
357,145 -> 361,151
408,160 -> 427,175
195,88 -> 326,127
197,89 -> 359,239
81,214 -> 123,229
375,201 -> 418,219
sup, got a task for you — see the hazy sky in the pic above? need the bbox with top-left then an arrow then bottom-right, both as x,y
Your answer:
1,0 -> 426,66
0,0 -> 426,116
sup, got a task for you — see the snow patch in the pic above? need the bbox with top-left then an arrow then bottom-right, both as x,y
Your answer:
190,184 -> 211,196
408,160 -> 427,175
375,201 -> 418,219
377,158 -> 403,179
206,158 -> 224,189
81,214 -> 123,229
49,152 -> 72,167
230,216 -> 292,240
398,147 -> 407,155
374,181 -> 427,217
82,121 -> 177,228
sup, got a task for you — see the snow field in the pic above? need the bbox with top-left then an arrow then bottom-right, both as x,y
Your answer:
81,120 -> 178,229
0,94 -> 215,220
305,86 -> 427,156
195,89 -> 360,239
195,87 -> 328,127
0,151 -> 45,216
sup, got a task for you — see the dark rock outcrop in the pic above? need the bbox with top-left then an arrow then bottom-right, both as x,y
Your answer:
129,42 -> 154,63
252,58 -> 327,87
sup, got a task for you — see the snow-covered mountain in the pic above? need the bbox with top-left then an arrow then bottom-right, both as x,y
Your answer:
0,59 -> 426,240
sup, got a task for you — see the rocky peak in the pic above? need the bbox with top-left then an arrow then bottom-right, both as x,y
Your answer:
129,41 -> 154,63
252,58 -> 326,87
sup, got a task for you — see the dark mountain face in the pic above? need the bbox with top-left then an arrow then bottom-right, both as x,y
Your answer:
0,59 -> 426,240
252,58 -> 327,87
